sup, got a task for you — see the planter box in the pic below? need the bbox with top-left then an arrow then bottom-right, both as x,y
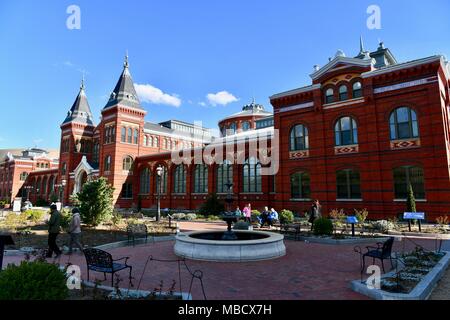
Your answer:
351,251 -> 450,300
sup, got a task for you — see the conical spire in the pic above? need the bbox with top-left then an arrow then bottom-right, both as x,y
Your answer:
104,53 -> 143,110
62,77 -> 95,126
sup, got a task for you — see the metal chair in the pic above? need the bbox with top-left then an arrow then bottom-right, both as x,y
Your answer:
362,237 -> 395,273
83,248 -> 132,286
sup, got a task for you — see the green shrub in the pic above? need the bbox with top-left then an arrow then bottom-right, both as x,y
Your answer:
233,220 -> 251,230
34,198 -> 49,207
313,217 -> 334,236
0,200 -> 7,208
406,183 -> 416,213
198,193 -> 225,216
60,209 -> 72,231
25,209 -> 46,223
76,177 -> 115,226
279,210 -> 294,224
185,213 -> 197,221
207,215 -> 221,221
172,213 -> 186,220
0,260 -> 68,300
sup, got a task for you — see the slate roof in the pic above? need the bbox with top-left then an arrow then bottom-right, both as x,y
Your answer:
62,79 -> 95,126
220,99 -> 273,122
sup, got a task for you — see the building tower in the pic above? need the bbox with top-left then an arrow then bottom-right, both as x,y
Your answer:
59,77 -> 95,203
100,54 -> 147,207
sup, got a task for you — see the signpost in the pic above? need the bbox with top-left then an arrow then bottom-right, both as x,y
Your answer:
346,216 -> 359,237
403,212 -> 425,232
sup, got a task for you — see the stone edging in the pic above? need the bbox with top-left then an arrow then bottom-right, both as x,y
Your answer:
351,251 -> 450,300
296,236 -> 388,245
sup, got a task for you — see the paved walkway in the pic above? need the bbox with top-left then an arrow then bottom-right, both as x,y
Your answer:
2,222 -> 447,300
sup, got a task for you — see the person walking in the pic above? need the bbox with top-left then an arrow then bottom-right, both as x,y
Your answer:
67,207 -> 83,255
243,203 -> 252,224
308,199 -> 322,231
47,204 -> 62,258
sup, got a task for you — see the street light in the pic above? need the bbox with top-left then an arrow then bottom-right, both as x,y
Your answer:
156,166 -> 163,222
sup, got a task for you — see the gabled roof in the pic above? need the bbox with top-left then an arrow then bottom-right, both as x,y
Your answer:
62,78 -> 95,126
104,55 -> 143,110
310,54 -> 373,81
219,99 -> 273,122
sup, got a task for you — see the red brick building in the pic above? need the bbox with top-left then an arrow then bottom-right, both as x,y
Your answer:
2,43 -> 450,220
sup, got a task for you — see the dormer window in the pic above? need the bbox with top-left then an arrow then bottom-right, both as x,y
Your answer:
353,82 -> 362,98
325,88 -> 334,104
339,85 -> 348,101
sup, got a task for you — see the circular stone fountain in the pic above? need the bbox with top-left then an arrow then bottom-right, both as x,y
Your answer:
174,213 -> 286,262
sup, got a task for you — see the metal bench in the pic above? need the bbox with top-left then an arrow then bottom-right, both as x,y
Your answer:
362,237 -> 395,273
83,248 -> 132,286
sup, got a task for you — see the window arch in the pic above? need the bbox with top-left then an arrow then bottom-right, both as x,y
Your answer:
290,172 -> 311,199
194,164 -> 208,193
242,121 -> 251,132
389,107 -> 419,140
325,88 -> 334,104
289,124 -> 309,151
217,160 -> 233,193
243,157 -> 262,193
156,165 -> 168,194
339,85 -> 348,101
393,165 -> 425,199
139,167 -> 150,194
229,122 -> 237,134
104,155 -> 111,171
173,165 -> 186,193
352,81 -> 362,98
143,135 -> 148,146
336,168 -> 361,199
122,156 -> 134,171
335,116 -> 358,146
133,129 -> 139,144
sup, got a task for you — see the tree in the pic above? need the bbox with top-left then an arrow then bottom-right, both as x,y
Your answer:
406,183 -> 416,213
76,177 -> 115,226
198,193 -> 225,216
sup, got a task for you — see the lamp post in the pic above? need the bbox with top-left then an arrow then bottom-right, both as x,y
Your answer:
156,166 -> 162,222
24,185 -> 33,202
61,179 -> 67,209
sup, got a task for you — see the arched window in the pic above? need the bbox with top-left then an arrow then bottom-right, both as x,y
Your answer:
336,169 -> 361,199
155,137 -> 159,147
243,157 -> 262,193
335,117 -> 358,146
143,135 -> 148,146
229,122 -> 237,134
155,166 -> 168,194
49,176 -> 55,194
127,128 -> 132,143
339,85 -> 348,101
42,176 -> 48,195
194,164 -> 208,193
173,165 -> 186,193
104,155 -> 111,171
133,129 -> 139,144
242,121 -> 251,132
393,165 -> 425,199
139,167 -> 150,194
389,107 -> 419,140
217,160 -> 233,193
61,163 -> 67,176
121,127 -> 126,142
352,81 -> 362,98
92,142 -> 100,165
290,172 -> 311,199
149,136 -> 154,147
325,88 -> 334,104
164,138 -> 168,149
122,156 -> 134,171
289,124 -> 309,151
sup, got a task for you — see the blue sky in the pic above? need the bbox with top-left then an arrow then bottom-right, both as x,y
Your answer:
1,0 -> 449,149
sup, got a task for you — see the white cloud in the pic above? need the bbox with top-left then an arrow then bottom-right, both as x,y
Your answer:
206,91 -> 238,106
199,102 -> 207,107
135,83 -> 182,108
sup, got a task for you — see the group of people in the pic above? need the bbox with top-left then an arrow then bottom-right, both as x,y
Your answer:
46,204 -> 83,258
234,204 -> 279,227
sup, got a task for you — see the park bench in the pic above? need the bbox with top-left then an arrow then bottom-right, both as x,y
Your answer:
83,248 -> 132,286
126,223 -> 149,246
362,237 -> 395,273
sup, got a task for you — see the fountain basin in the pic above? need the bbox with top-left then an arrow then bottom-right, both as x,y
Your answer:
174,230 -> 286,262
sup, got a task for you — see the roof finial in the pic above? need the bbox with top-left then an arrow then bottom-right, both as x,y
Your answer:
359,35 -> 365,54
124,50 -> 129,68
80,72 -> 85,90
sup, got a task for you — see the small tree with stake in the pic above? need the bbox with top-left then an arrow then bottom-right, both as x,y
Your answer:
406,183 -> 420,232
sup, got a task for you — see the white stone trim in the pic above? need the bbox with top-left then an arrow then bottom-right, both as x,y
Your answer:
270,84 -> 321,100
323,97 -> 365,109
373,77 -> 438,94
275,101 -> 314,113
362,55 -> 443,78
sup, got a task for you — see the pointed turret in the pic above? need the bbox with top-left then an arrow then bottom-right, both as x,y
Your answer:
104,53 -> 143,110
62,77 -> 95,126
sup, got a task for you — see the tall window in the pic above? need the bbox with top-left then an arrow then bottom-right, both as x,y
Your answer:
194,164 -> 208,193
289,124 -> 309,151
242,121 -> 251,132
353,81 -> 362,98
42,176 -> 48,195
291,172 -> 311,199
389,107 -> 419,140
121,182 -> 133,198
61,163 -> 67,176
121,127 -> 126,142
393,166 -> 425,199
92,142 -> 100,165
325,88 -> 334,104
143,135 -> 148,146
155,137 -> 159,147
229,123 -> 237,134
104,155 -> 111,171
156,166 -> 168,194
243,157 -> 262,193
173,165 -> 186,193
336,169 -> 361,199
217,160 -> 233,193
139,167 -> 150,194
122,156 -> 134,171
49,176 -> 55,194
335,117 -> 358,146
339,85 -> 348,101
127,128 -> 132,143
133,129 -> 139,144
